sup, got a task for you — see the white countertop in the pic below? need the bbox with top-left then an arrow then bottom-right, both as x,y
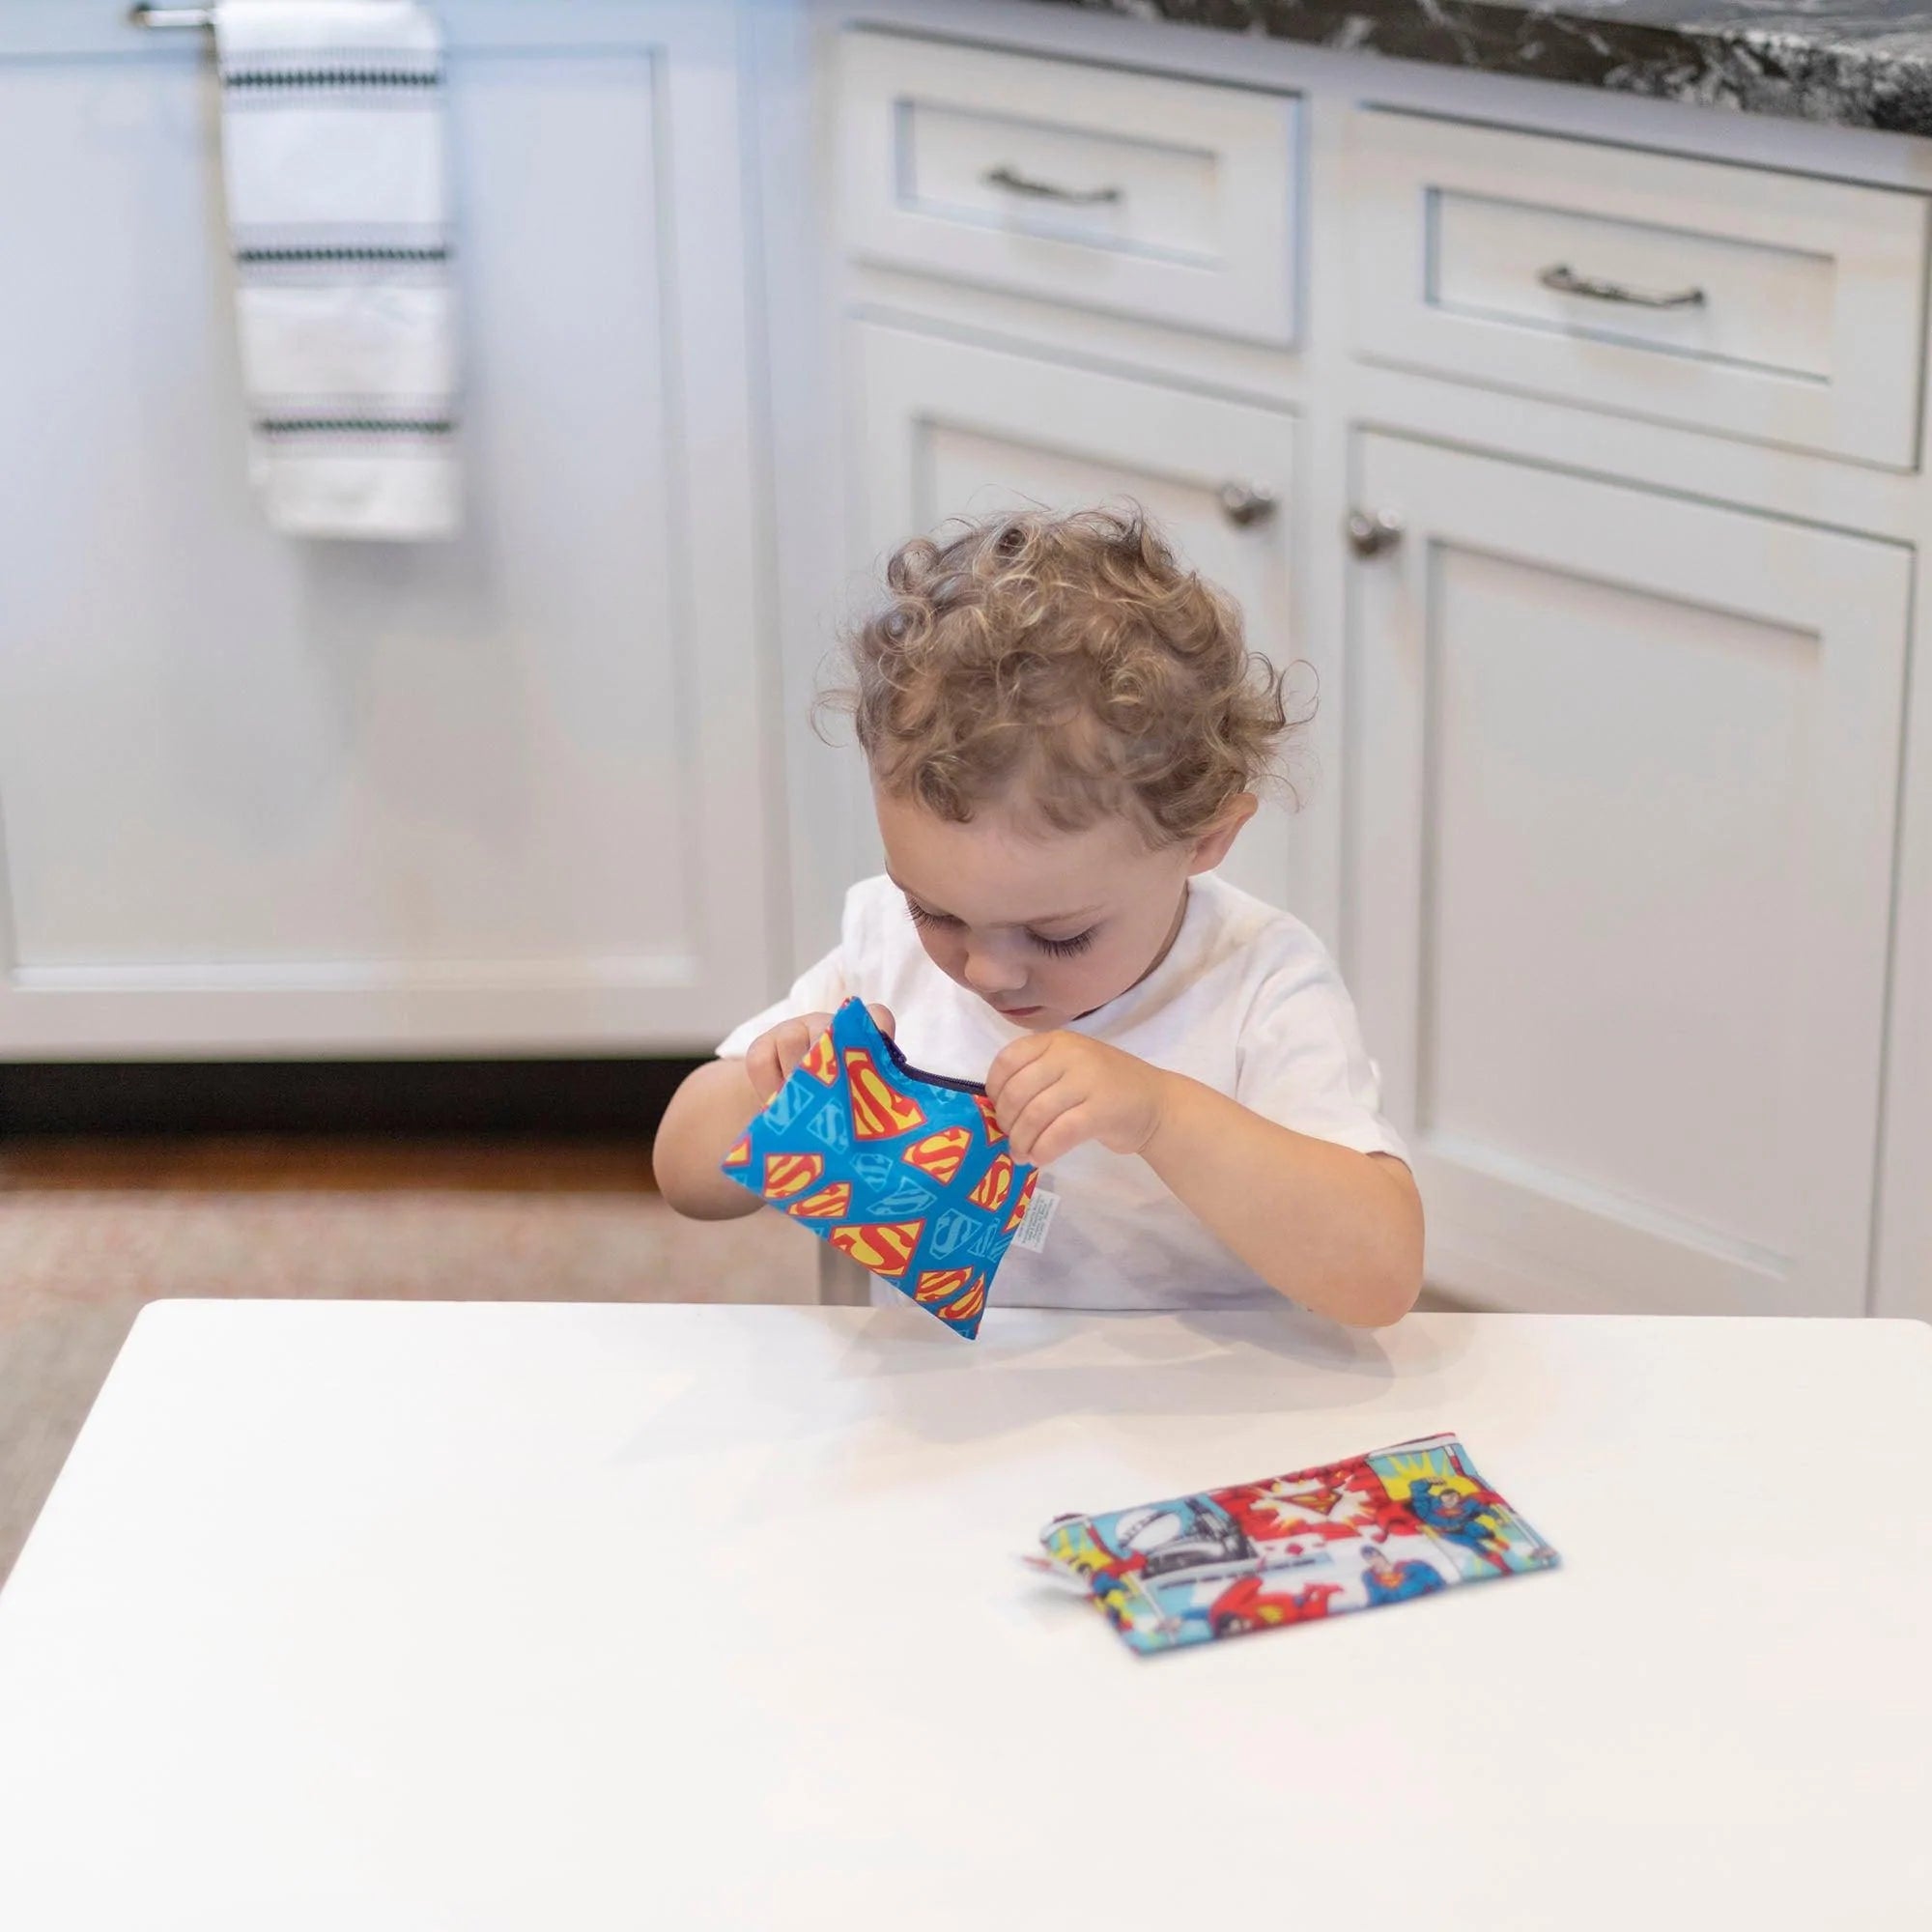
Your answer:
1,1299 -> 1927,1928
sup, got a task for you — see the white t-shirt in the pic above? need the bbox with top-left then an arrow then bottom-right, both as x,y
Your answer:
716,872 -> 1408,1313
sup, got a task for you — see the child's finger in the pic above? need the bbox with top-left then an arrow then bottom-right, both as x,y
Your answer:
772,1014 -> 830,1083
1026,1102 -> 1098,1168
1008,1083 -> 1083,1161
772,1020 -> 809,1077
746,1037 -> 783,1104
991,1054 -> 1067,1133
985,1031 -> 1053,1100
865,1003 -> 895,1038
749,1015 -> 819,1105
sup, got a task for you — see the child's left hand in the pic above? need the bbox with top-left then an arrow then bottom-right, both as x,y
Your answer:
985,1032 -> 1173,1166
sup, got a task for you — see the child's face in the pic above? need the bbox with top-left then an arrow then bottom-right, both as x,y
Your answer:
874,787 -> 1246,1032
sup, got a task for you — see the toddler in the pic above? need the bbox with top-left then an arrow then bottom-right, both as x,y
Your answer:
654,508 -> 1422,1326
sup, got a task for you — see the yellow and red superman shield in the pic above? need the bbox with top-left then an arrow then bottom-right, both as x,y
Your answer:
913,1266 -> 973,1305
968,1150 -> 1015,1213
760,1151 -> 824,1202
723,1135 -> 751,1169
902,1125 -> 972,1185
801,1029 -> 840,1086
844,1047 -> 928,1140
973,1094 -> 1006,1147
939,1274 -> 987,1325
828,1219 -> 925,1279
787,1179 -> 852,1220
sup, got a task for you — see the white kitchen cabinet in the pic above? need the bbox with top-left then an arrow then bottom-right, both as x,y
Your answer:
1347,433 -> 1911,1316
852,324 -> 1317,926
1346,108 -> 1930,469
0,1 -> 773,1056
838,33 -> 1302,344
1877,594 -> 1932,1324
815,14 -> 1932,1322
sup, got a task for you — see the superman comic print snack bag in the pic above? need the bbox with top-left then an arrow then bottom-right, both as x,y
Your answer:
722,998 -> 1037,1339
1039,1433 -> 1558,1655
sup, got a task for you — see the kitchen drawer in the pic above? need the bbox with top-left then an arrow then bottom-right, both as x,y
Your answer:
838,32 -> 1299,344
1348,110 -> 1930,469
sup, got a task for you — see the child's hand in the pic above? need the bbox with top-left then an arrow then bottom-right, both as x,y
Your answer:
985,1032 -> 1172,1166
745,1005 -> 895,1105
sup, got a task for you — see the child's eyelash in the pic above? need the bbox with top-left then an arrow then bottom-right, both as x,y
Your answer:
907,897 -> 1094,956
1030,927 -> 1095,958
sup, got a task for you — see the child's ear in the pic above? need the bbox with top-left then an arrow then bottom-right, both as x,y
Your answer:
1186,794 -> 1259,875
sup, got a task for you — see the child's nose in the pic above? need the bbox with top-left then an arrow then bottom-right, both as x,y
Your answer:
961,944 -> 1026,996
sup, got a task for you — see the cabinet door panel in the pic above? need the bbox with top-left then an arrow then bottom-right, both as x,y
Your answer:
0,7 -> 767,1053
1350,435 -> 1909,1315
839,34 -> 1301,344
855,326 -> 1310,923
1347,109 -> 1929,468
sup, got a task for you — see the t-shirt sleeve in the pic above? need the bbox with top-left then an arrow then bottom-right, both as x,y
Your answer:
713,881 -> 885,1058
1234,952 -> 1410,1165
713,945 -> 849,1059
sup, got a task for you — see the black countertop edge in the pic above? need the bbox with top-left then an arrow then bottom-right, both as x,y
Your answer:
1023,0 -> 1932,137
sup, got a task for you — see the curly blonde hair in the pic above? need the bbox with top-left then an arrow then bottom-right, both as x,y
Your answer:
824,506 -> 1294,846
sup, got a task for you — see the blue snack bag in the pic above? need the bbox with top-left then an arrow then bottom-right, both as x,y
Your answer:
722,998 -> 1037,1339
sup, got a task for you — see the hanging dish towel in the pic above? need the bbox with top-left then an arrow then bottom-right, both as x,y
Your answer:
213,0 -> 459,538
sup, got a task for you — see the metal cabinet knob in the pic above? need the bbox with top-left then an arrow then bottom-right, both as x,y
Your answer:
1217,481 -> 1278,529
1346,509 -> 1403,558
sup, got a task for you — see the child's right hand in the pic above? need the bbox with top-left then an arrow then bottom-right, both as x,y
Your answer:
745,1005 -> 895,1104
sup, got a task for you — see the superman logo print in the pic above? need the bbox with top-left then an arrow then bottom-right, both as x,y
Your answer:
722,999 -> 1037,1338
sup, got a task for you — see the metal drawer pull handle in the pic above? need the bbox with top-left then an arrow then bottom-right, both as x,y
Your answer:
1539,263 -> 1707,310
1346,509 -> 1403,558
128,4 -> 214,26
1218,482 -> 1277,529
981,165 -> 1122,207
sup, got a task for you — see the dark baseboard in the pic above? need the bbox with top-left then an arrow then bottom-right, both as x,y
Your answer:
0,1057 -> 705,1139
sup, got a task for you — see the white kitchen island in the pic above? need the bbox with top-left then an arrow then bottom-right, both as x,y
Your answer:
0,1298 -> 1925,1928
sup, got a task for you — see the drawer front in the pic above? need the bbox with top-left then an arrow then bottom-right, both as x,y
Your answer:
1348,111 -> 1929,468
838,33 -> 1299,344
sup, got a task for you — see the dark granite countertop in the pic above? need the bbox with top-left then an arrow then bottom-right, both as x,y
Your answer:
1027,0 -> 1932,134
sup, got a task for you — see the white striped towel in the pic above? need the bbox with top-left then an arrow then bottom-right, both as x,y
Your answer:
213,0 -> 460,539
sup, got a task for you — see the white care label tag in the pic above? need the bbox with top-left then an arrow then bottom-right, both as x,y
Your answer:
1009,1176 -> 1060,1255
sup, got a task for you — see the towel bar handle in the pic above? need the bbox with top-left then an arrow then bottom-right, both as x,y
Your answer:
128,5 -> 213,29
